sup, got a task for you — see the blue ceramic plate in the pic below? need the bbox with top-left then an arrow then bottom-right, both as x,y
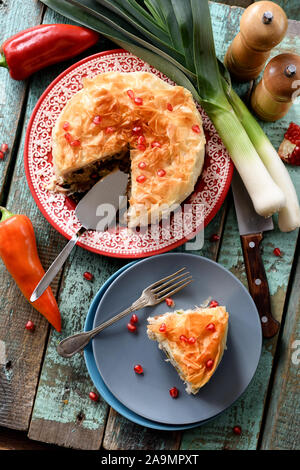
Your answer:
84,261 -> 207,431
92,253 -> 262,426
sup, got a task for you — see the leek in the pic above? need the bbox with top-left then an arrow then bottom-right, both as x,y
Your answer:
40,0 -> 300,226
225,87 -> 300,231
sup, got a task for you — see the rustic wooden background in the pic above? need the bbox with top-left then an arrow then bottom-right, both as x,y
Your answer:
0,0 -> 299,451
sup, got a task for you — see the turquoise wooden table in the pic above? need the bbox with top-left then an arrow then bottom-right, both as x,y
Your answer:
0,1 -> 299,451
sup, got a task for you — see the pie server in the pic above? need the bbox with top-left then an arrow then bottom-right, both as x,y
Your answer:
30,170 -> 128,302
231,170 -> 280,338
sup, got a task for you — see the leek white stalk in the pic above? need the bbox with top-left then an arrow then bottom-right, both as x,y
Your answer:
255,139 -> 300,231
226,88 -> 300,231
209,106 -> 286,217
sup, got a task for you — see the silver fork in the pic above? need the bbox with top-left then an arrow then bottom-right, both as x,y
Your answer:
57,267 -> 192,358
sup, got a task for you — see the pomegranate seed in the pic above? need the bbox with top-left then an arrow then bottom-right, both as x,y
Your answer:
137,144 -> 146,151
206,359 -> 214,369
64,132 -> 72,143
284,122 -> 300,145
209,300 -> 219,308
25,320 -> 35,331
63,121 -> 70,130
151,141 -> 161,148
130,314 -> 138,324
105,127 -> 115,134
233,425 -> 242,436
134,97 -> 143,105
138,161 -> 147,170
180,335 -> 188,342
206,323 -> 216,332
0,151 -> 4,160
134,364 -> 143,374
127,89 -> 135,99
169,387 -> 179,398
210,233 -> 220,242
165,297 -> 174,307
167,103 -> 173,111
137,135 -> 145,145
159,323 -> 167,333
127,322 -> 137,333
89,391 -> 99,402
92,115 -> 102,125
83,271 -> 93,281
132,126 -> 142,135
192,125 -> 201,133
157,169 -> 166,177
273,247 -> 282,257
70,139 -> 81,147
1,143 -> 8,153
188,337 -> 196,344
136,175 -> 146,183
290,145 -> 300,165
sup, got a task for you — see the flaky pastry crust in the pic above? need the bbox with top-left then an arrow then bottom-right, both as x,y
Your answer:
147,306 -> 228,394
52,72 -> 205,226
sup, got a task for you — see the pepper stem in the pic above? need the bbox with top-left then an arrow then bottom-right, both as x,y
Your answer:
0,206 -> 14,222
0,52 -> 8,69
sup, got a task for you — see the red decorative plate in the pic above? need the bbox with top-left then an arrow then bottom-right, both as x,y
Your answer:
24,50 -> 233,259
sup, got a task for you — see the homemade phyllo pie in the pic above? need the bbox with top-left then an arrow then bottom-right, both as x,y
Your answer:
147,306 -> 229,394
50,71 -> 205,227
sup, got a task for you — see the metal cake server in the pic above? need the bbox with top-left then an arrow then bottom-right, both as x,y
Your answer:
30,170 -> 128,302
232,170 -> 280,338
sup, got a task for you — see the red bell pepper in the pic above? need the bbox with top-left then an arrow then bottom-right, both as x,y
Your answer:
0,24 -> 99,80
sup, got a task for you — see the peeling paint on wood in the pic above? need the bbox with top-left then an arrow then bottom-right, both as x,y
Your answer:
0,0 -> 44,203
260,249 -> 300,450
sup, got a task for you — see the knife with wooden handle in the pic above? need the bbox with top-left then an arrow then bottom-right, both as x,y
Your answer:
231,171 -> 280,338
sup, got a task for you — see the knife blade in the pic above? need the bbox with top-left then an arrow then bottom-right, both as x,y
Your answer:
231,170 -> 280,338
30,170 -> 128,302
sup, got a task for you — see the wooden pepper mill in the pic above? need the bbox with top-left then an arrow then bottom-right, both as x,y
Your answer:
251,53 -> 300,121
224,1 -> 288,82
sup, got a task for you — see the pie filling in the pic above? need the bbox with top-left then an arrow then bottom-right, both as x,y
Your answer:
51,149 -> 130,196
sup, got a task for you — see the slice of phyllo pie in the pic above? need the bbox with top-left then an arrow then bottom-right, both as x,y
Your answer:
147,306 -> 229,394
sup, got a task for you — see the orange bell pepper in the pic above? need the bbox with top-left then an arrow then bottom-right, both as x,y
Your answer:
0,207 -> 61,331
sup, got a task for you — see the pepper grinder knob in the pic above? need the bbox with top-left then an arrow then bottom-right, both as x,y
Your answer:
251,53 -> 300,121
224,1 -> 288,82
262,11 -> 273,24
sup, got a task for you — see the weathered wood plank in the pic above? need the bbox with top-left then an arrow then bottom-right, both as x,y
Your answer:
0,426 -> 65,450
180,3 -> 300,450
0,0 -> 50,432
0,62 -> 67,430
0,0 -> 44,203
260,241 -> 300,450
0,4 -> 108,433
217,0 -> 252,7
104,408 -> 182,451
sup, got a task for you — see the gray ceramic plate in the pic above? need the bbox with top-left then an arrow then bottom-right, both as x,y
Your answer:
92,253 -> 262,425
